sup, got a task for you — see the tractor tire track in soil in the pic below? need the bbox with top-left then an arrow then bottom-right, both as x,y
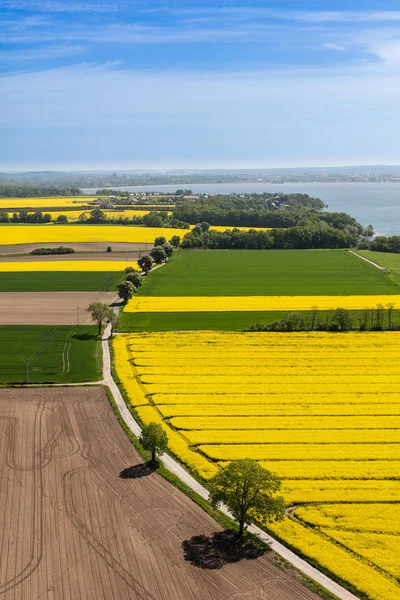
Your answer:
0,386 -> 321,600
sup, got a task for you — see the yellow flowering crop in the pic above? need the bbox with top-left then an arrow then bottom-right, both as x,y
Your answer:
125,294 -> 399,312
114,331 -> 400,600
0,196 -> 94,208
0,224 -> 191,245
0,260 -> 129,272
8,209 -> 156,222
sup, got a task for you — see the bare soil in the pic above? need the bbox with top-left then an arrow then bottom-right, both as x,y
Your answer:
0,242 -> 148,255
0,292 -> 118,324
0,253 -> 141,263
0,386 -> 321,600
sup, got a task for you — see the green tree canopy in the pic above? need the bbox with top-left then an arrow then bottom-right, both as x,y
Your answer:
87,302 -> 113,336
137,254 -> 153,273
209,459 -> 285,537
118,280 -> 135,304
139,422 -> 168,464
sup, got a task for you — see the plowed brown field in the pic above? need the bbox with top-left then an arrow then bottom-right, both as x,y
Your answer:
0,292 -> 117,324
0,387 -> 321,600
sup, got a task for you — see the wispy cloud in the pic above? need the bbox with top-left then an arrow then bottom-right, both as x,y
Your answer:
324,43 -> 347,52
0,44 -> 85,61
0,0 -> 125,12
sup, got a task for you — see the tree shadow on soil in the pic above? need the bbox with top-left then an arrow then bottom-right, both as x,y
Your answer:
182,530 -> 266,570
119,461 -> 155,479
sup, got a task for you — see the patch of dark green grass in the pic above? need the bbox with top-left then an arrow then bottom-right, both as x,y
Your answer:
0,325 -> 101,383
0,271 -> 124,291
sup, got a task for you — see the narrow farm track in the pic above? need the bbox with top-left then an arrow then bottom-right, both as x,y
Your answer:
0,386 -> 322,600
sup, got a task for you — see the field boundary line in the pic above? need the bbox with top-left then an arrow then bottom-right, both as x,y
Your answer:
349,250 -> 385,270
101,324 -> 360,600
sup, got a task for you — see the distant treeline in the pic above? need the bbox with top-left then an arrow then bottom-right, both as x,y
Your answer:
0,211 -> 52,223
172,194 -> 372,236
181,225 -> 357,250
361,235 -> 400,254
0,185 -> 82,198
247,305 -> 399,332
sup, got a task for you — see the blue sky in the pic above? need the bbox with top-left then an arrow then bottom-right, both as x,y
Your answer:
2,0 -> 400,170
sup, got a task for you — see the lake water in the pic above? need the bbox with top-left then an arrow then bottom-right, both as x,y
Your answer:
83,182 -> 400,236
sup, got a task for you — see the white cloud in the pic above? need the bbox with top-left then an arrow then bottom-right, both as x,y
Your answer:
0,44 -> 84,61
324,43 -> 347,52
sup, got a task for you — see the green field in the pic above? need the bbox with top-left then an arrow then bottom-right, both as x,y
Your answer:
137,249 -> 400,297
0,325 -> 101,383
0,271 -> 123,291
358,250 -> 400,271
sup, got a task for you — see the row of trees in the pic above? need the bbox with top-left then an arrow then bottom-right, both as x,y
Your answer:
247,304 -> 399,333
180,224 -> 357,250
0,211 -> 52,223
360,235 -> 400,254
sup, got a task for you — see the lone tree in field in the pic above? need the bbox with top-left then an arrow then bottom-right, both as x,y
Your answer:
150,245 -> 167,264
87,302 -> 112,336
209,459 -> 285,538
118,280 -> 135,304
139,422 -> 168,465
137,254 -> 153,274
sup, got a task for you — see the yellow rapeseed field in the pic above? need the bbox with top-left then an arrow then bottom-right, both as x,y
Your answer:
5,209 -> 157,222
125,294 -> 399,312
0,260 -> 129,272
113,331 -> 400,600
0,224 -> 191,245
0,196 -> 94,208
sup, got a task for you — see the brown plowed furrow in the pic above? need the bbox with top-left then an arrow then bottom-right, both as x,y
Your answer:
0,387 -> 322,600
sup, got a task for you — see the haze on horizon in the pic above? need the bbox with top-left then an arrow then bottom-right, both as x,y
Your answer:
2,0 -> 400,171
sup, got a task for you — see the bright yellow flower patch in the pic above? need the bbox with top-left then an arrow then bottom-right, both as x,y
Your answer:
125,294 -> 399,312
0,260 -> 128,272
0,196 -> 94,208
113,331 -> 400,600
0,224 -> 190,245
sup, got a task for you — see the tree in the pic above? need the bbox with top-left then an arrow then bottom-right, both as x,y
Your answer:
137,254 -> 153,273
209,459 -> 285,537
89,207 -> 106,222
162,242 -> 173,257
170,235 -> 181,248
78,212 -> 88,222
332,307 -> 353,331
387,302 -> 395,330
150,246 -> 167,264
125,271 -> 142,288
55,214 -> 68,224
87,302 -> 112,336
139,422 -> 168,465
107,309 -> 118,335
125,266 -> 136,274
118,280 -> 135,304
154,235 -> 167,247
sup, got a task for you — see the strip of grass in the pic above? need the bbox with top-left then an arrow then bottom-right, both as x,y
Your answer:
358,250 -> 400,271
118,309 -> 383,332
0,271 -> 123,291
0,325 -> 101,383
137,249 -> 400,297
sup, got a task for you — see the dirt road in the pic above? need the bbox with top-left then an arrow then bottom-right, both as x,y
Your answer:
0,386 -> 321,600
